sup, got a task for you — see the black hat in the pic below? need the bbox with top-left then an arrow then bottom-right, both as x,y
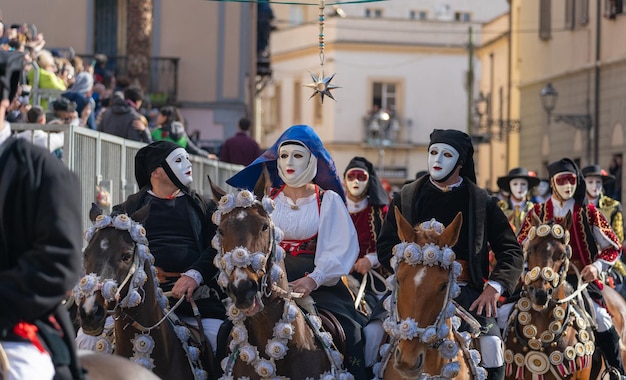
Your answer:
496,167 -> 541,192
51,97 -> 77,113
581,164 -> 615,184
135,141 -> 184,190
547,158 -> 586,204
344,156 -> 388,206
428,129 -> 476,183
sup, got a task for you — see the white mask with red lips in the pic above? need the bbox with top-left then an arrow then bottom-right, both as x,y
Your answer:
509,178 -> 529,201
428,143 -> 460,182
584,176 -> 603,199
165,148 -> 193,187
277,142 -> 318,188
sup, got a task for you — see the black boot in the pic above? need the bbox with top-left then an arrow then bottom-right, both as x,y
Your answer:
485,365 -> 505,380
596,327 -> 625,378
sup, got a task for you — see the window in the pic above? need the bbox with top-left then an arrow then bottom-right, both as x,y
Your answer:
606,0 -> 624,19
372,82 -> 397,112
565,0 -> 589,29
410,10 -> 428,20
365,8 -> 383,18
454,12 -> 471,22
539,0 -> 552,40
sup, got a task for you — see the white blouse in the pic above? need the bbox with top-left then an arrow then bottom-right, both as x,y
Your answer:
272,189 -> 359,288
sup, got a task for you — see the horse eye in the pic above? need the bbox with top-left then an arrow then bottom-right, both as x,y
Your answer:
217,228 -> 224,236
261,222 -> 269,232
121,252 -> 132,262
440,282 -> 448,292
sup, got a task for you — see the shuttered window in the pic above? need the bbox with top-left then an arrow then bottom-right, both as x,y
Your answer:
539,0 -> 552,40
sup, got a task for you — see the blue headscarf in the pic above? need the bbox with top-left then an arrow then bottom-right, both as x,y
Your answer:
226,125 -> 346,201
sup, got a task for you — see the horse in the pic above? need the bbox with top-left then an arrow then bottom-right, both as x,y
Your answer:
78,350 -> 161,380
374,208 -> 485,380
75,203 -> 210,380
503,212 -> 595,379
209,173 -> 352,379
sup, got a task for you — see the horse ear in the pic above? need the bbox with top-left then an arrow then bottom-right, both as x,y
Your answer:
394,205 -> 415,242
440,212 -> 463,247
563,211 -> 573,230
207,175 -> 226,202
253,164 -> 272,199
531,210 -> 542,227
131,202 -> 151,225
89,203 -> 103,223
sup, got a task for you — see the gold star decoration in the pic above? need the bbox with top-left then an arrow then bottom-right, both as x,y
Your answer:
304,71 -> 341,103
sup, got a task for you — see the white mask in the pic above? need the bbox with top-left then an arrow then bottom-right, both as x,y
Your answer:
536,181 -> 550,196
165,148 -> 193,187
345,168 -> 369,198
584,176 -> 603,199
509,178 -> 529,200
552,172 -> 577,201
277,143 -> 317,188
428,143 -> 460,181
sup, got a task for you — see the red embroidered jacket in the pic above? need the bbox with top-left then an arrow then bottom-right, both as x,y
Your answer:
517,199 -> 621,267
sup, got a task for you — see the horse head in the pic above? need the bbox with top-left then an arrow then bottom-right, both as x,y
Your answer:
76,203 -> 151,336
522,211 -> 572,310
385,207 -> 463,378
210,167 -> 286,317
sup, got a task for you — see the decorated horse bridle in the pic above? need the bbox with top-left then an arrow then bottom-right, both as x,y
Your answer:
375,219 -> 484,380
212,190 -> 349,379
503,223 -> 594,379
76,213 -> 208,379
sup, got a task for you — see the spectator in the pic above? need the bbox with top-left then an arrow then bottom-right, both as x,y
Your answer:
0,96 -> 84,380
219,117 -> 262,165
18,105 -> 64,154
151,106 -> 217,159
46,97 -> 78,126
98,86 -> 151,143
26,49 -> 66,111
62,71 -> 95,129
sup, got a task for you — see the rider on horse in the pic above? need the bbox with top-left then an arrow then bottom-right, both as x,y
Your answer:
517,158 -> 625,378
343,156 -> 390,369
377,129 -> 524,380
227,125 -> 368,378
109,141 -> 227,353
496,167 -> 540,234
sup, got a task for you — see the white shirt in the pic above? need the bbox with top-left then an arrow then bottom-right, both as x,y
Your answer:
272,190 -> 359,288
17,130 -> 64,152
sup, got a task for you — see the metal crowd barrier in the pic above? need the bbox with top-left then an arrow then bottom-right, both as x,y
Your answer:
10,123 -> 243,232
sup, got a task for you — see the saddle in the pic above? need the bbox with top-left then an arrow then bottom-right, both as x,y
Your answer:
294,297 -> 347,358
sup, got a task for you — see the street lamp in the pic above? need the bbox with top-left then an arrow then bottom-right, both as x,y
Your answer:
540,83 -> 592,130
472,91 -> 521,142
539,82 -> 593,162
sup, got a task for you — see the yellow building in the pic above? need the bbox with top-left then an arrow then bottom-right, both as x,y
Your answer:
511,0 -> 626,200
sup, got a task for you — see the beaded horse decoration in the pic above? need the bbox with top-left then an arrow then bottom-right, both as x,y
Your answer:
375,209 -> 485,380
211,189 -> 352,380
75,204 -> 208,380
503,213 -> 594,380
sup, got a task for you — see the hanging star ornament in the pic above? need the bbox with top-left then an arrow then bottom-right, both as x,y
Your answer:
304,71 -> 341,103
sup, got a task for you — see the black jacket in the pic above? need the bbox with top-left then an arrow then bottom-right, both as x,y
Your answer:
113,187 -> 226,319
0,137 -> 84,379
377,176 -> 523,297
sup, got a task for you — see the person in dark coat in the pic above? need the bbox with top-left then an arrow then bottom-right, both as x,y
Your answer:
113,141 -> 226,351
376,129 -> 524,380
97,86 -> 151,143
219,118 -> 262,166
0,97 -> 84,380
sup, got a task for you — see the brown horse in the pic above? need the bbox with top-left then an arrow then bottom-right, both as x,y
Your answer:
503,213 -> 594,379
75,204 -> 209,380
376,208 -> 485,380
210,174 -> 351,379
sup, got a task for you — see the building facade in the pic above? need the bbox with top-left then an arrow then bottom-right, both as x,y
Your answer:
260,0 -> 510,187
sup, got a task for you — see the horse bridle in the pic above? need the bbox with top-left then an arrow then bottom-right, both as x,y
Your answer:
522,223 -> 573,304
213,191 -> 286,302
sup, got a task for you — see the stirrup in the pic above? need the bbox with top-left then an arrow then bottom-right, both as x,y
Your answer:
600,366 -> 626,380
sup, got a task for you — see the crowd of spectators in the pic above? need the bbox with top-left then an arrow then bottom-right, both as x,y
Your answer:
0,15 -> 220,159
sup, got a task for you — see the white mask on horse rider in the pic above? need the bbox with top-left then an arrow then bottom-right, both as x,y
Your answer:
277,142 -> 318,188
345,168 -> 370,198
509,178 -> 529,201
165,148 -> 193,187
552,172 -> 577,201
428,143 -> 460,182
585,176 -> 603,199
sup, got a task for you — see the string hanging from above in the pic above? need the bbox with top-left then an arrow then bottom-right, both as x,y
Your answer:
304,0 -> 341,103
